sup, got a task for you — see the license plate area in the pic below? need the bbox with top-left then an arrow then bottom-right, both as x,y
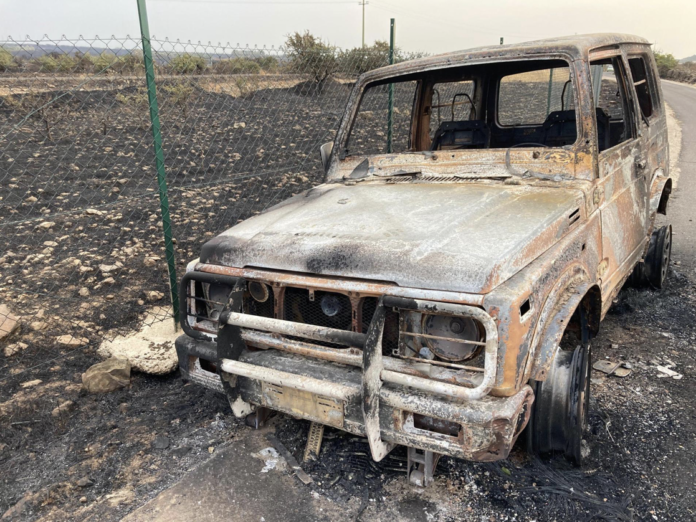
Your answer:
261,383 -> 345,428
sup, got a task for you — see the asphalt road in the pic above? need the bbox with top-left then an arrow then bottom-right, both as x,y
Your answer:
661,80 -> 696,273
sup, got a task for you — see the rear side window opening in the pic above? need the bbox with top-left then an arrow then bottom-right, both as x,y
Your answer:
343,58 -> 582,158
590,56 -> 637,152
628,56 -> 656,120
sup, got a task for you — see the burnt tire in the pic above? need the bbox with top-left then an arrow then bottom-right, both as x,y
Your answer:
525,341 -> 591,464
628,224 -> 672,289
645,224 -> 672,289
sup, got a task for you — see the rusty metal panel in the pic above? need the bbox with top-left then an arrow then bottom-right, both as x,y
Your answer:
261,382 -> 344,428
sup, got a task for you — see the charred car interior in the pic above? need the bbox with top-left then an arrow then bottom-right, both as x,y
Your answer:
175,34 -> 672,486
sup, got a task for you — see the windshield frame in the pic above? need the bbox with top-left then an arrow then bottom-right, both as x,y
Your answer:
327,53 -> 595,183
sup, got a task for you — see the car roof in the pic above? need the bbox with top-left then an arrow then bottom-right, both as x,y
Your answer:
363,33 -> 651,81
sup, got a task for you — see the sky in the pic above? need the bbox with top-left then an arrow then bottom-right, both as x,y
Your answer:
0,0 -> 694,58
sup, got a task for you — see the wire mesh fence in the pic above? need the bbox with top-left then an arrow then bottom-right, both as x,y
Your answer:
0,35 -> 424,383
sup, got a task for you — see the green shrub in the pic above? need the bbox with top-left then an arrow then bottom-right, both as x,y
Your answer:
55,54 -> 77,73
163,82 -> 196,117
94,52 -> 118,73
213,57 -> 261,75
285,31 -> 338,84
256,56 -> 278,72
169,53 -> 207,74
73,51 -> 95,72
0,48 -> 17,72
115,53 -> 144,74
34,55 -> 59,72
654,52 -> 679,77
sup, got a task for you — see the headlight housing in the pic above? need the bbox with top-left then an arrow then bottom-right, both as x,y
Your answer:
421,313 -> 484,362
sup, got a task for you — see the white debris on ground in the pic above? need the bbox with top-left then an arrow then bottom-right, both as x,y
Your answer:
251,447 -> 287,473
97,307 -> 179,375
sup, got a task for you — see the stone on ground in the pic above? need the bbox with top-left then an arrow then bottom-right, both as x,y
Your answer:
97,308 -> 179,375
0,304 -> 20,341
82,357 -> 131,393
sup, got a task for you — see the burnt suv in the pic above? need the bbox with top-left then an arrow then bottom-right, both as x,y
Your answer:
175,34 -> 672,485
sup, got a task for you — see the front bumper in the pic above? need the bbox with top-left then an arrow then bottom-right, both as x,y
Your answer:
177,269 -> 534,462
175,334 -> 533,462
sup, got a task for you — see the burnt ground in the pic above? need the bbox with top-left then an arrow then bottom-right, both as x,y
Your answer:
1,74 -> 695,521
2,271 -> 693,522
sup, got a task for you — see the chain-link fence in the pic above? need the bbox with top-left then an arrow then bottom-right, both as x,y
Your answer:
0,34 -> 425,383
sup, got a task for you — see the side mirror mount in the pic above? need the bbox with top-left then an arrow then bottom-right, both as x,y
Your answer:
320,141 -> 334,172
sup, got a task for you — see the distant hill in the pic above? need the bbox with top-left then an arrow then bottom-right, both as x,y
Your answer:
680,55 -> 696,63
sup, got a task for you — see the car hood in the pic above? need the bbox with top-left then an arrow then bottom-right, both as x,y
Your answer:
200,182 -> 584,294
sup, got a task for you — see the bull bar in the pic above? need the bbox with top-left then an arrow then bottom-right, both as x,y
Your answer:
177,270 -> 534,462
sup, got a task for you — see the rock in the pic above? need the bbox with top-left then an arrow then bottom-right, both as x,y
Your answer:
21,379 -> 42,388
152,436 -> 170,450
146,291 -> 164,302
78,287 -> 90,297
118,403 -> 129,414
29,321 -> 47,332
143,256 -> 160,268
4,341 -> 28,357
102,277 -> 116,285
98,309 -> 178,375
82,358 -> 131,393
76,477 -> 93,488
56,335 -> 89,347
25,195 -> 38,203
84,208 -> 104,216
80,496 -> 87,503
36,221 -> 55,230
0,304 -> 20,340
51,400 -> 76,417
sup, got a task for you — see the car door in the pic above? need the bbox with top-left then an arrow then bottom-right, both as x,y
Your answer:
592,51 -> 649,298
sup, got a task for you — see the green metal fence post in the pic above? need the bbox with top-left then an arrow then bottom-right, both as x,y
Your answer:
386,18 -> 396,153
136,0 -> 179,328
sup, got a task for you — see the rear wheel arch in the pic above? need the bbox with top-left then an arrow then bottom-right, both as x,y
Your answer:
651,173 -> 672,217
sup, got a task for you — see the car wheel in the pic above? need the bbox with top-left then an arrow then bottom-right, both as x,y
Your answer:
645,224 -> 672,289
525,322 -> 591,464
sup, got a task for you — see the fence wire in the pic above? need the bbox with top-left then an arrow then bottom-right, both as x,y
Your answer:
0,35 -> 423,382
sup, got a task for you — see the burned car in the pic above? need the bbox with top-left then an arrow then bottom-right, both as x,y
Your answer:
176,34 -> 672,485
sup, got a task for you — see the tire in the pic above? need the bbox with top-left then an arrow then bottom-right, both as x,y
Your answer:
525,330 -> 591,464
645,224 -> 672,289
629,224 -> 672,289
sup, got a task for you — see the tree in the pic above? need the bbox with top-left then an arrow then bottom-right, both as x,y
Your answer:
284,31 -> 338,84
339,41 -> 390,75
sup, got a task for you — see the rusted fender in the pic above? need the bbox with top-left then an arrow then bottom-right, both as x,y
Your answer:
524,264 -> 600,382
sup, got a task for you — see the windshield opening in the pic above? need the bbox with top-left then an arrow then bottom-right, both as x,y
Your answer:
343,58 -> 578,158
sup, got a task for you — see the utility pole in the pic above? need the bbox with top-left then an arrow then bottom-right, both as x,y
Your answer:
359,0 -> 368,48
